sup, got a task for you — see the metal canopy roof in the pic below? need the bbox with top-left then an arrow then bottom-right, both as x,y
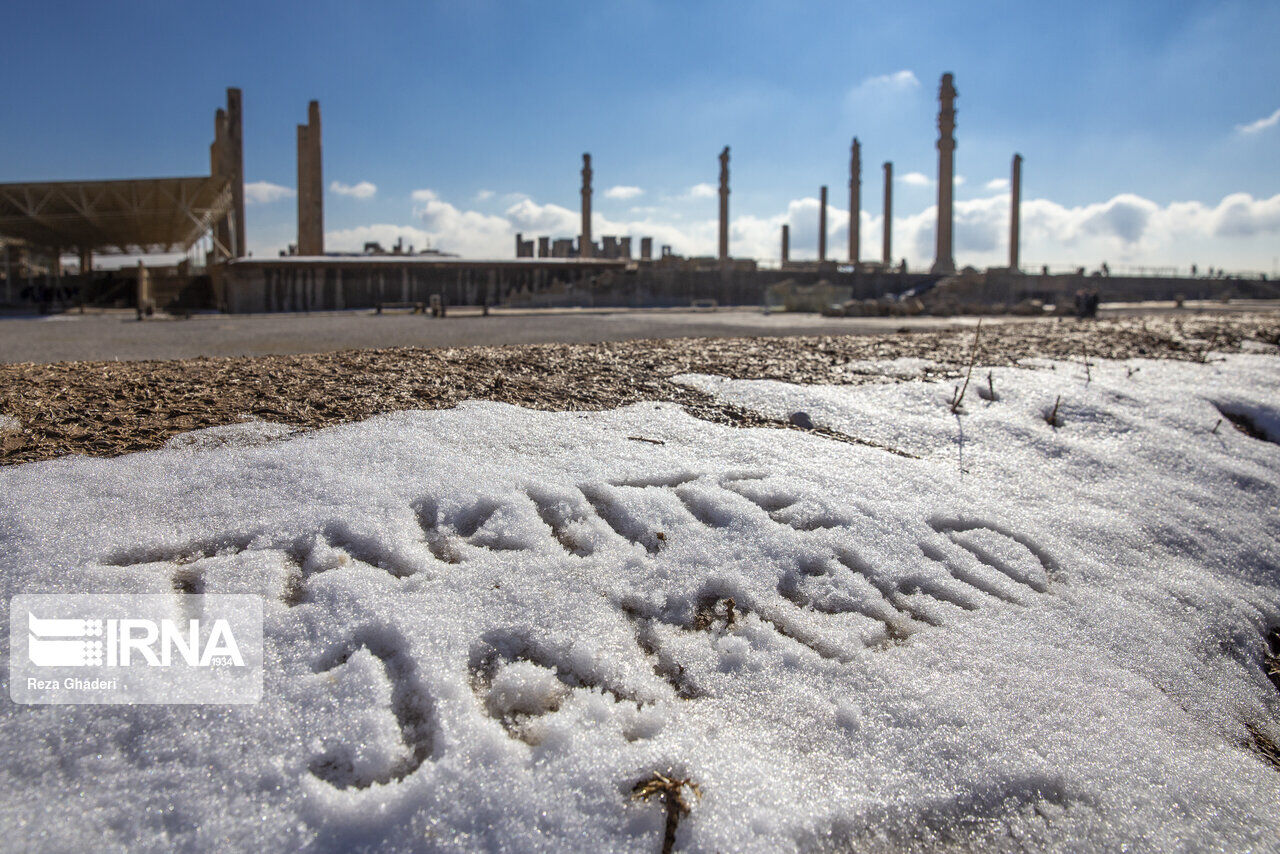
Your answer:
0,176 -> 232,255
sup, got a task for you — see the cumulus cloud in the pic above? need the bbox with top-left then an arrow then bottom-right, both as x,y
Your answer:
243,181 -> 295,204
306,187 -> 1280,272
330,180 -> 377,199
686,183 -> 717,200
475,189 -> 495,201
985,178 -> 1010,192
1236,107 -> 1280,135
901,172 -> 932,187
604,185 -> 644,200
325,224 -> 433,253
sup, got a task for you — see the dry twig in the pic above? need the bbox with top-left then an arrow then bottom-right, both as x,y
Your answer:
633,772 -> 702,854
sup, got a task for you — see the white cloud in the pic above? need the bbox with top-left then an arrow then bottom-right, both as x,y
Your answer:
325,224 -> 434,253
1236,107 -> 1280,135
985,178 -> 1011,192
330,180 -> 377,199
686,183 -> 717,200
475,189 -> 495,201
604,185 -> 644,200
847,70 -> 920,103
243,181 -> 295,205
901,172 -> 932,187
301,188 -> 1280,273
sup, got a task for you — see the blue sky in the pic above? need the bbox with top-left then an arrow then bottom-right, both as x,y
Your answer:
4,0 -> 1278,271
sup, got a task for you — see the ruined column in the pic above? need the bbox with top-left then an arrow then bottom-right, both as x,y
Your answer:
849,138 -> 861,264
931,73 -> 957,275
818,186 -> 828,262
580,154 -> 592,257
718,146 -> 730,264
1010,153 -> 1022,271
226,89 -> 245,258
210,108 -> 231,260
640,237 -> 652,261
882,162 -> 893,266
781,224 -> 790,265
297,101 -> 323,256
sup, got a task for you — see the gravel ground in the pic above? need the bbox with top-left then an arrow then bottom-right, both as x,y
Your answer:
0,308 -> 993,363
2,313 -> 1277,465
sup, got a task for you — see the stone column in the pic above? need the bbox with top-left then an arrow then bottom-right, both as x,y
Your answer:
210,107 -> 232,260
718,146 -> 730,264
818,186 -> 828,262
226,88 -> 245,258
849,138 -> 861,264
580,153 -> 593,257
297,101 -> 324,256
931,73 -> 957,274
882,162 -> 893,266
781,224 -> 790,265
1010,153 -> 1022,271
308,100 -> 323,254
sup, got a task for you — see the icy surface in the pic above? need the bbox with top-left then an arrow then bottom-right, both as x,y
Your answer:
162,418 -> 300,451
842,356 -> 939,379
1,354 -> 1280,851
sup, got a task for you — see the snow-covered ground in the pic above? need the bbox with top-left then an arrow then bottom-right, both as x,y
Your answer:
2,352 -> 1279,851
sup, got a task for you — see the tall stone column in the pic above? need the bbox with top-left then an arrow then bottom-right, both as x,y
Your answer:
226,88 -> 245,258
882,162 -> 893,266
781,224 -> 790,265
818,186 -> 828,262
931,73 -> 957,275
210,107 -> 232,259
1010,153 -> 1022,271
849,137 -> 861,264
718,146 -> 730,264
297,101 -> 323,256
580,153 -> 593,257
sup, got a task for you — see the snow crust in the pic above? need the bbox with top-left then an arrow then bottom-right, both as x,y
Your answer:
2,353 -> 1279,851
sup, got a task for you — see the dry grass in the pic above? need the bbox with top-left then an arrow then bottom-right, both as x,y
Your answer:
632,771 -> 702,854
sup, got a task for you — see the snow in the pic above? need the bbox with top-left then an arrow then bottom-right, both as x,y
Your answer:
2,353 -> 1280,851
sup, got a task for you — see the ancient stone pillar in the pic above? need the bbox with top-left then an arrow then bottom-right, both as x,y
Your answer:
580,154 -> 593,257
931,73 -> 957,275
718,146 -> 730,264
210,107 -> 232,259
781,224 -> 790,265
640,237 -> 652,260
849,138 -> 861,264
882,162 -> 893,266
1010,153 -> 1022,271
297,101 -> 324,256
225,89 -> 246,258
818,186 -> 828,262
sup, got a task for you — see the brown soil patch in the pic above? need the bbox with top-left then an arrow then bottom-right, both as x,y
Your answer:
2,313 -> 1276,465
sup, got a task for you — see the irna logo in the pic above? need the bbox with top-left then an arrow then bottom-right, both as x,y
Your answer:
27,613 -> 245,668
